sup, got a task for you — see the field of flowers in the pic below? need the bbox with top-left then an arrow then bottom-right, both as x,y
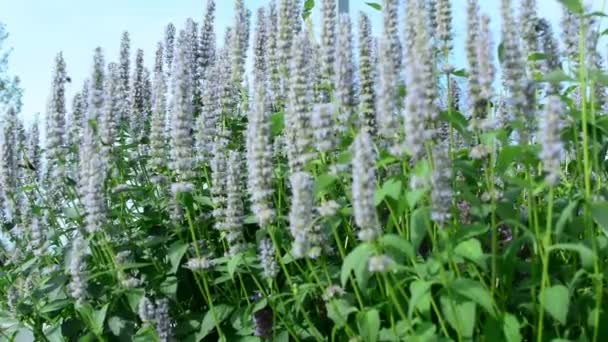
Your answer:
1,0 -> 608,340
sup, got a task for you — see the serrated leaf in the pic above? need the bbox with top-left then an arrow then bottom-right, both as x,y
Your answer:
378,234 -> 415,263
503,313 -> 522,342
227,252 -> 243,278
375,178 -> 402,205
326,299 -> 357,328
408,280 -> 432,318
556,200 -> 579,236
168,241 -> 189,274
548,243 -> 596,269
198,305 -> 233,340
315,174 -> 337,195
357,309 -> 380,342
411,207 -> 431,251
440,296 -> 476,338
541,285 -> 569,324
591,201 -> 608,233
40,299 -> 71,314
92,304 -> 108,335
450,278 -> 496,317
454,238 -> 486,270
340,243 -> 374,289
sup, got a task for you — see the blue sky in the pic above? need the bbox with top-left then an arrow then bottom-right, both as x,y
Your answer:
0,0 -> 604,125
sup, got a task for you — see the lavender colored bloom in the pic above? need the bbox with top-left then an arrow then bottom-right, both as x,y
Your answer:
288,171 -> 319,259
501,0 -> 529,139
312,103 -> 337,153
164,24 -> 176,78
198,0 -> 216,82
258,238 -> 278,280
45,52 -> 68,186
352,130 -> 380,242
118,32 -> 131,127
154,299 -> 172,342
478,15 -> 494,103
285,31 -> 314,174
246,86 -> 275,227
431,144 -> 453,226
170,31 -> 195,184
253,7 -> 269,90
436,0 -> 453,51
150,43 -> 168,171
335,14 -> 357,133
519,0 -> 538,56
320,0 -> 337,99
80,48 -> 107,235
138,297 -> 156,322
382,0 -> 401,72
131,49 -> 146,142
222,151 -> 246,256
376,37 -> 398,141
68,234 -> 88,304
538,96 -> 565,186
358,12 -> 376,132
232,0 -> 251,90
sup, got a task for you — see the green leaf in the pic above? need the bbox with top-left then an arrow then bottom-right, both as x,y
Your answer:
558,0 -> 583,14
357,309 -> 380,342
548,243 -> 596,269
410,207 -> 431,251
198,305 -> 233,340
541,285 -> 570,324
496,146 -> 523,173
450,278 -> 496,317
92,304 -> 108,335
539,69 -> 573,83
133,325 -> 157,342
315,174 -> 337,196
341,243 -> 374,289
302,0 -> 315,20
40,299 -> 71,314
503,313 -> 522,342
451,69 -> 468,77
591,201 -> 608,233
168,241 -> 189,274
454,239 -> 487,270
160,276 -> 178,298
326,299 -> 358,328
408,280 -> 432,319
227,252 -> 243,278
271,112 -> 285,136
528,52 -> 547,61
43,322 -> 64,342
440,296 -> 476,338
556,200 -> 580,236
378,234 -> 415,263
497,42 -> 505,64
406,188 -> 427,209
365,2 -> 382,10
375,178 -> 402,205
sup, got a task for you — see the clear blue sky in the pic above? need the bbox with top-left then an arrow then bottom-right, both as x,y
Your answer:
0,0 -> 604,125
